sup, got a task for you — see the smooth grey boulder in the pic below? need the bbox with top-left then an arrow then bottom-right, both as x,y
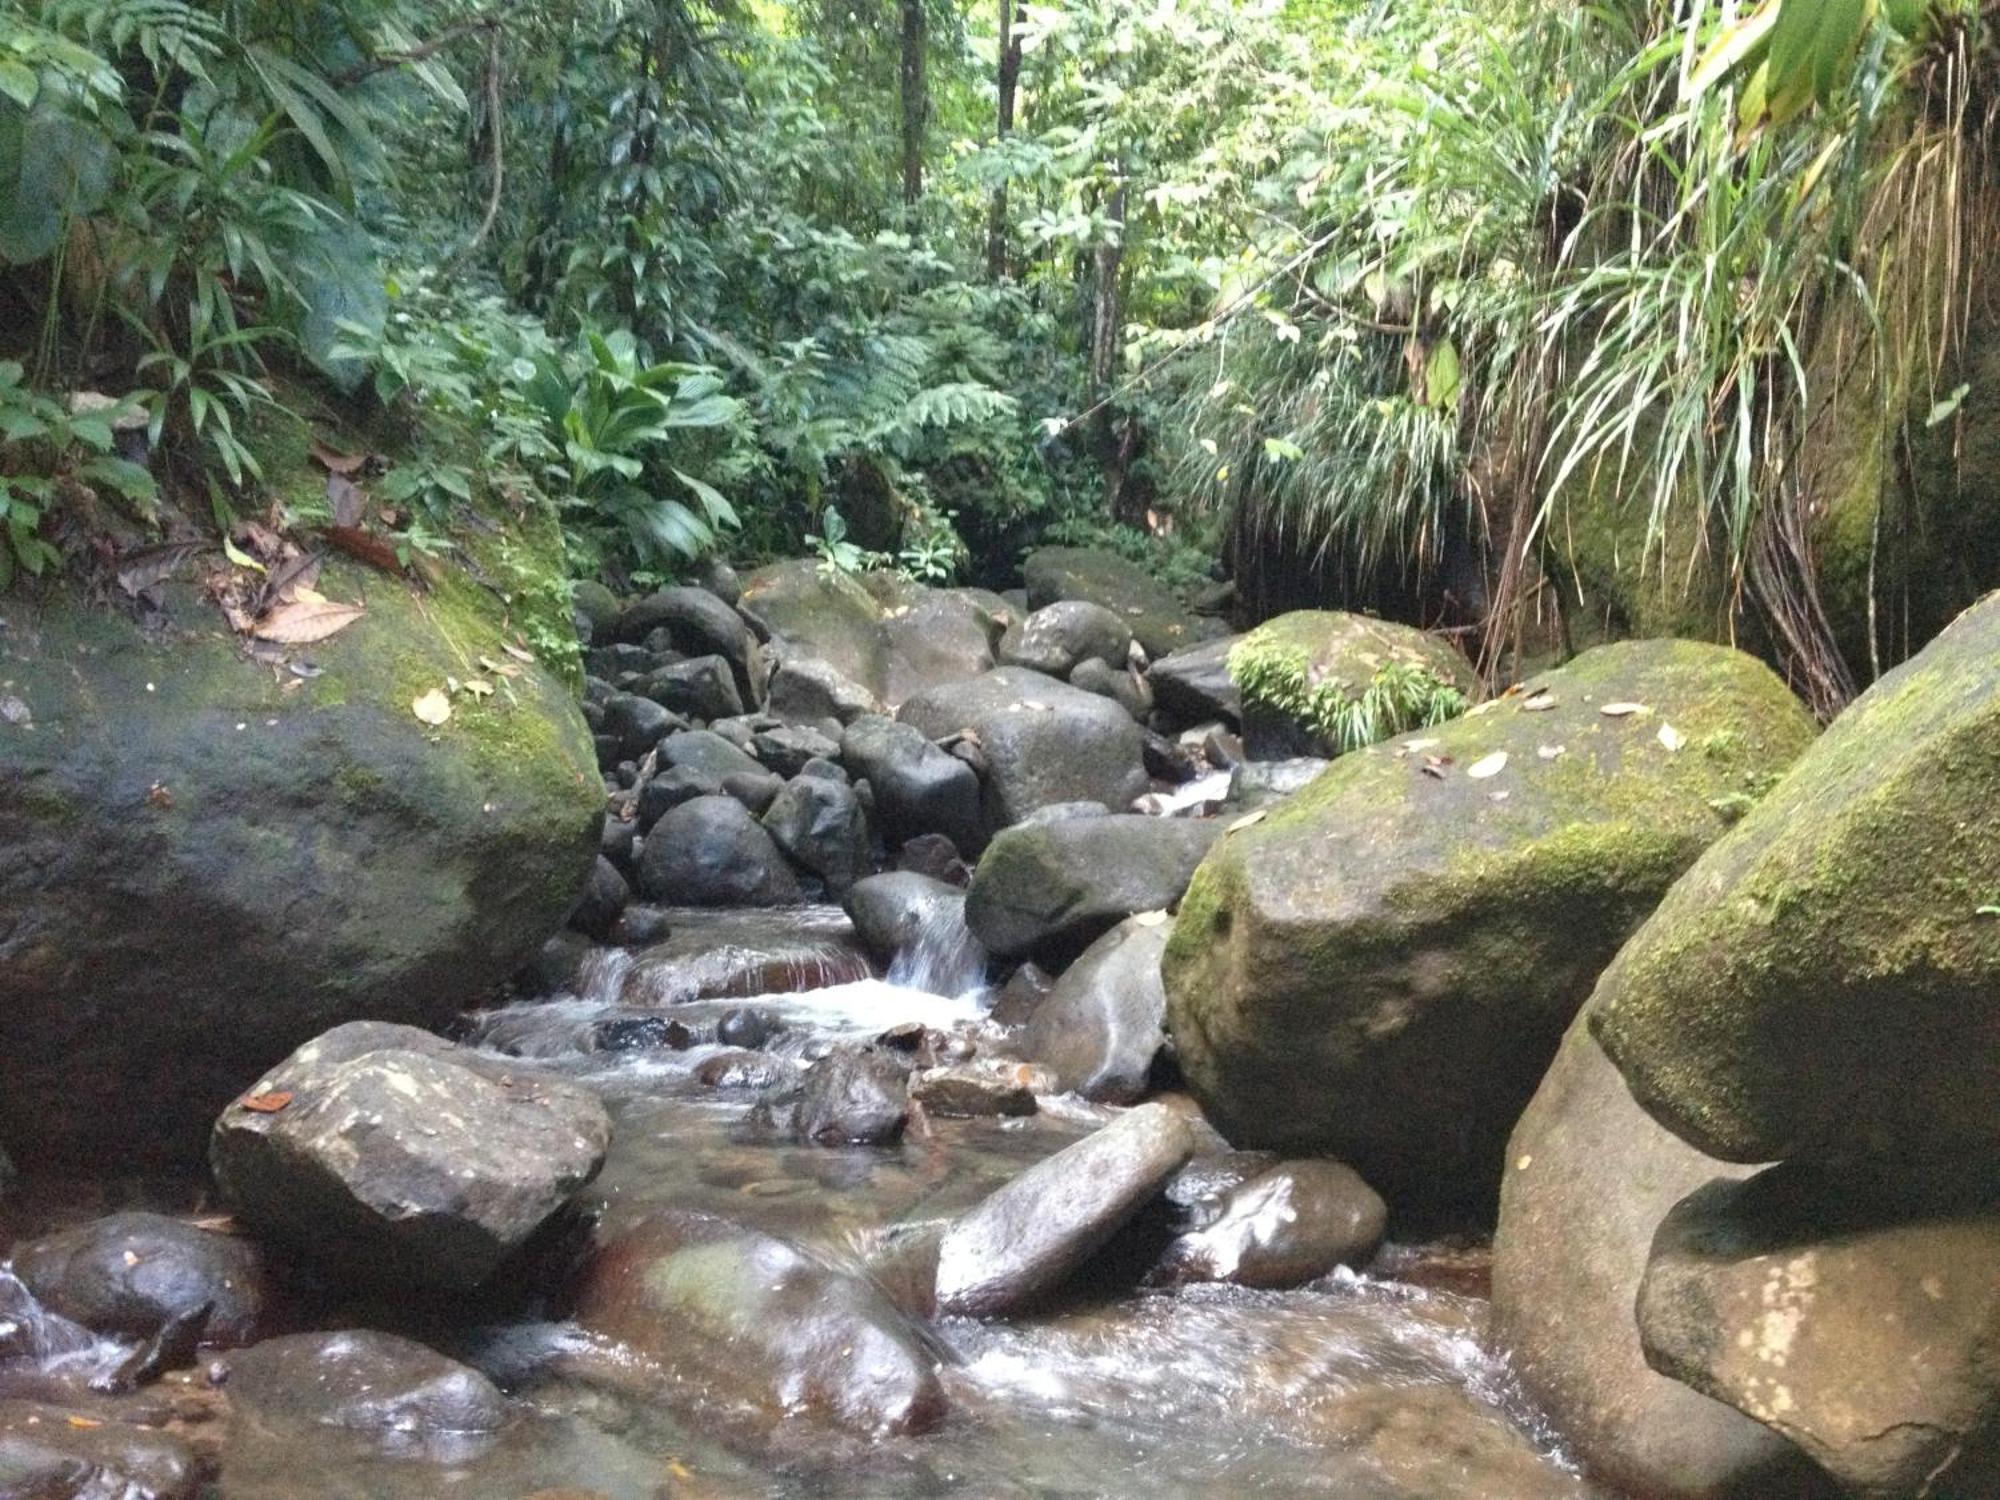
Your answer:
841,715 -> 984,854
572,1209 -> 946,1438
999,600 -> 1134,679
638,796 -> 801,907
761,775 -> 869,896
767,652 -> 882,727
967,815 -> 1221,963
15,1211 -> 269,1347
752,723 -> 842,778
1068,657 -> 1152,723
1152,1160 -> 1386,1289
934,1102 -> 1194,1316
612,586 -> 765,706
1022,547 -> 1224,659
899,667 -> 1148,833
1491,1016 -> 1828,1500
1147,636 -> 1241,727
1638,1161 -> 2000,1499
656,728 -> 763,782
1019,916 -> 1171,1103
638,654 -> 743,722
844,872 -> 963,961
225,1330 -> 509,1436
211,1022 -> 610,1290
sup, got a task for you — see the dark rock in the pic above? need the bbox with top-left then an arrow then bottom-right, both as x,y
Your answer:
767,653 -> 881,727
1019,916 -> 1171,1102
637,655 -> 743,723
225,1330 -> 509,1436
1164,640 -> 1818,1218
523,932 -> 591,997
1152,1161 -> 1385,1289
609,904 -> 671,947
911,1061 -> 1047,1117
637,796 -> 800,908
998,601 -> 1134,678
900,667 -> 1149,833
719,769 -> 785,816
1638,1161 -> 2000,1499
896,833 -> 969,886
1022,547 -> 1225,659
693,1049 -> 801,1091
762,777 -> 869,896
635,765 -> 723,830
1068,657 -> 1152,722
572,1210 -> 946,1437
1491,1016 -> 1825,1500
0,1401 -> 200,1499
796,756 -> 848,783
967,816 -> 1220,964
568,856 -> 630,940
989,962 -> 1055,1027
705,714 -> 764,754
793,1049 -> 910,1146
934,1102 -> 1194,1316
1142,730 -> 1203,783
1147,636 -> 1241,727
746,724 -> 836,779
716,1008 -> 775,1049
656,728 -> 763,782
601,693 -> 682,761
840,716 -> 985,854
15,1212 -> 267,1348
598,815 -> 639,874
595,1016 -> 693,1052
211,1022 -> 610,1290
585,643 -> 653,680
696,557 -> 742,608
844,873 -> 962,961
1202,725 -> 1246,768
612,586 -> 765,707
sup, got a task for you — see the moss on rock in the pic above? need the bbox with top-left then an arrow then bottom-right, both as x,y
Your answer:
1228,610 -> 1475,758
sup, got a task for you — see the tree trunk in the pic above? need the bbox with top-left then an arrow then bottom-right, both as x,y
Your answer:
900,0 -> 927,206
985,0 -> 1023,279
1088,179 -> 1134,521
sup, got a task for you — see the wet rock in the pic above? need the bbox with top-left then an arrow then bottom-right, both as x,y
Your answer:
0,1401 -> 200,1499
1226,757 -> 1327,809
844,873 -> 964,962
636,654 -> 743,723
1301,1385 -> 1598,1500
571,1209 -> 946,1437
1068,657 -> 1153,722
1152,1161 -> 1385,1289
999,601 -> 1134,679
1231,611 -> 1477,759
1637,1161 -> 2000,1499
1592,595 -> 2000,1166
597,814 -> 639,874
609,904 -> 670,947
988,961 -> 1055,1027
611,586 -> 765,706
14,1212 -> 268,1349
1022,547 -> 1224,659
568,856 -> 630,940
225,1330 -> 509,1437
523,932 -> 591,997
1491,1016 -> 1824,1500
211,1022 -> 611,1290
934,1102 -> 1194,1316
715,1007 -> 775,1049
1019,916 -> 1170,1103
911,1061 -> 1047,1118
637,796 -> 800,908
1141,730 -> 1203,784
797,756 -> 848,783
793,1049 -> 910,1145
900,667 -> 1149,834
761,776 -> 869,896
896,833 -> 969,886
600,693 -> 682,761
693,1050 -> 801,1091
1161,1151 -> 1281,1223
968,816 -> 1220,964
594,1016 -> 692,1052
840,716 -> 984,854
655,728 -> 763,783
767,653 -> 882,727
1164,640 -> 1818,1218
1146,636 -> 1241,728
717,768 -> 782,817
752,724 -> 842,778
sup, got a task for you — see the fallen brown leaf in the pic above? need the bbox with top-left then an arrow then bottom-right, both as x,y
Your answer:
311,440 -> 368,476
253,597 -> 364,645
500,642 -> 536,663
326,473 -> 367,528
412,688 -> 452,726
326,525 -> 403,575
240,1091 -> 293,1114
1600,702 -> 1648,718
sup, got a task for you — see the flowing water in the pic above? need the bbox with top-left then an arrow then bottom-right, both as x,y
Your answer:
0,907 -> 1603,1499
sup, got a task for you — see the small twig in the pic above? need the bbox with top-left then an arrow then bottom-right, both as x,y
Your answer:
334,15 -> 499,89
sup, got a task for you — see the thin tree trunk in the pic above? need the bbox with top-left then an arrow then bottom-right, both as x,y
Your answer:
1088,178 -> 1131,520
900,0 -> 927,206
985,0 -> 1022,279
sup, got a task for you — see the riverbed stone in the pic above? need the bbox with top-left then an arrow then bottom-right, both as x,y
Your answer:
14,1211 -> 268,1348
638,796 -> 801,907
211,1022 -> 611,1289
767,652 -> 882,727
793,1048 -> 910,1146
611,586 -> 765,707
0,561 -> 602,1170
910,1060 -> 1047,1117
999,601 -> 1134,679
967,815 -> 1220,963
1636,1160 -> 2000,1498
568,856 -> 630,940
1022,547 -> 1223,659
1163,639 -> 1818,1218
655,727 -> 762,782
841,715 -> 984,853
1151,1160 -> 1386,1290
1491,1015 -> 1827,1500
761,774 -> 869,895
0,1402 -> 200,1499
752,723 -> 841,778
637,655 -> 742,723
934,1102 -> 1194,1316
225,1330 -> 509,1436
1018,915 -> 1172,1102
572,1209 -> 946,1437
1591,594 -> 2000,1166
601,693 -> 682,761
1147,636 -> 1242,727
899,667 -> 1148,833
844,872 -> 964,962
635,765 -> 721,829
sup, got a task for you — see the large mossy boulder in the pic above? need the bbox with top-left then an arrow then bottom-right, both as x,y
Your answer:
1227,610 -> 1476,760
1022,546 -> 1224,660
1590,593 -> 2000,1165
0,562 -> 601,1170
1162,640 -> 1817,1219
1492,1016 -> 1832,1500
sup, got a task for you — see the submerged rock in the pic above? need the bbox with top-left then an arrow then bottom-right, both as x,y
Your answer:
934,1102 -> 1193,1316
967,816 -> 1219,963
1163,640 -> 1817,1218
571,1209 -> 946,1438
1591,594 -> 2000,1166
1151,1160 -> 1386,1289
0,1401 -> 201,1499
14,1211 -> 268,1348
792,1049 -> 910,1146
1018,915 -> 1172,1103
211,1021 -> 610,1290
225,1330 -> 509,1438
1637,1161 -> 2000,1499
1491,1016 -> 1825,1500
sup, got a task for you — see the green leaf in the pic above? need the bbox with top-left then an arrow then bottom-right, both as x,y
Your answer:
1425,338 -> 1463,408
0,105 -> 116,266
0,61 -> 39,111
1883,0 -> 1930,38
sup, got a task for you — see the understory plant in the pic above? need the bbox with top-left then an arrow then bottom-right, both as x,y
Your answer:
1229,626 -> 1469,755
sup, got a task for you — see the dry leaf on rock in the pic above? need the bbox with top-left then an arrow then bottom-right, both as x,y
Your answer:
252,597 -> 364,645
462,678 -> 494,698
1521,690 -> 1557,712
1226,809 -> 1268,833
412,688 -> 452,726
1467,750 -> 1509,780
326,473 -> 367,527
1600,702 -> 1648,718
310,441 -> 368,476
239,1091 -> 293,1114
501,642 -> 536,663
1657,723 -> 1686,752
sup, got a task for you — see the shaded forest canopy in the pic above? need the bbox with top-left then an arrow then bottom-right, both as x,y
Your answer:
3,0 -> 1998,706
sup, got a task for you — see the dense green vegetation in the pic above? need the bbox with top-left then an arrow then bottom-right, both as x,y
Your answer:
1,0 -> 1990,705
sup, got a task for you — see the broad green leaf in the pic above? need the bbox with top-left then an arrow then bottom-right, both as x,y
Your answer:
1425,338 -> 1463,408
1684,2 -> 1779,100
0,105 -> 115,265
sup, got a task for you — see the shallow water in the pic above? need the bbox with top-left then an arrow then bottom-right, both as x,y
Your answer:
0,907 -> 1603,1499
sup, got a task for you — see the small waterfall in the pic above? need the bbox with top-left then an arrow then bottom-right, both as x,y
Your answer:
887,897 -> 988,1000
0,1268 -> 131,1385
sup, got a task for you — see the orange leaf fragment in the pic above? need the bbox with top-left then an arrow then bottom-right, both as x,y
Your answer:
241,1091 -> 294,1114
